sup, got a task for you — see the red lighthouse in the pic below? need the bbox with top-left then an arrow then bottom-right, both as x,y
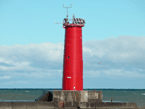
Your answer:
62,14 -> 85,91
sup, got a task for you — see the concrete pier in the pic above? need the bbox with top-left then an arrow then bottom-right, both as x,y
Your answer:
0,90 -> 139,109
0,101 -> 138,109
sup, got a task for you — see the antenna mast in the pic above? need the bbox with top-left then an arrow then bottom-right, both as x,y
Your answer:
63,4 -> 73,19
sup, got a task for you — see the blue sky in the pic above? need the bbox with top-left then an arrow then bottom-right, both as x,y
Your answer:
0,0 -> 145,89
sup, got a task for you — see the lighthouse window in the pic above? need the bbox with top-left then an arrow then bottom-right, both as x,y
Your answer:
67,56 -> 70,59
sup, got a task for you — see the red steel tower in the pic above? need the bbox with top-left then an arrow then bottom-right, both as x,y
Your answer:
62,14 -> 85,91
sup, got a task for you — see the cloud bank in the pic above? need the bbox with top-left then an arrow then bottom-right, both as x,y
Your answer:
0,36 -> 145,88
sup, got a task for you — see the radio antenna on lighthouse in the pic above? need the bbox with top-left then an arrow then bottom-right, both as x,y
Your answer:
63,4 -> 73,19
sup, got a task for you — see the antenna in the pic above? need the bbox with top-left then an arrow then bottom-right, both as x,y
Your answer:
63,4 -> 73,19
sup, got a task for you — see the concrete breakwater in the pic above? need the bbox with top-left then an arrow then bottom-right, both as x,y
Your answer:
0,101 -> 138,109
0,90 -> 139,109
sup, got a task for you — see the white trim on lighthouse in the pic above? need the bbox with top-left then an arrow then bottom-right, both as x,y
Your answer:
67,76 -> 71,78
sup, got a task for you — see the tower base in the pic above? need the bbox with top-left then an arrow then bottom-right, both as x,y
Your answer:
37,90 -> 138,109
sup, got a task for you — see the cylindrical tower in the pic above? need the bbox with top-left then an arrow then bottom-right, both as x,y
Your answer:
62,16 -> 85,91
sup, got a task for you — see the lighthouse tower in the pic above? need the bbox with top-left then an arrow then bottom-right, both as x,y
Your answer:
62,15 -> 85,91
34,6 -> 138,109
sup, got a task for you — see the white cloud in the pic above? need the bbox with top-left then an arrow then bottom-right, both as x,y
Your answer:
1,81 -> 29,84
0,35 -> 145,83
0,76 -> 11,79
83,36 -> 145,63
